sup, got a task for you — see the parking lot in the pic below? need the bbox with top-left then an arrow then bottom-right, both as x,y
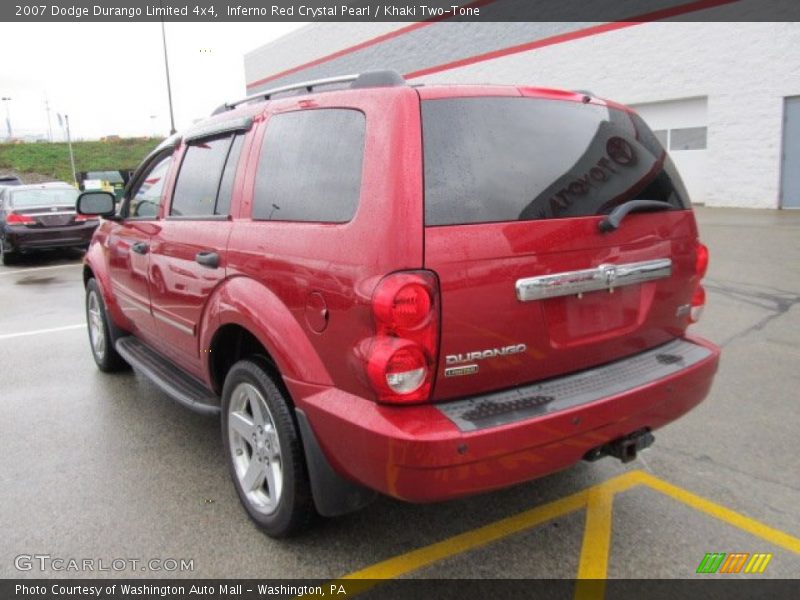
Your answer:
1,207 -> 799,583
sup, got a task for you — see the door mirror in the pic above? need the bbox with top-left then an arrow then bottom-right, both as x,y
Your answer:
77,191 -> 116,217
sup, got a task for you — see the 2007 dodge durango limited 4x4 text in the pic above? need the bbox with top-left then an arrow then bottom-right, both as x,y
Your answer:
76,71 -> 720,537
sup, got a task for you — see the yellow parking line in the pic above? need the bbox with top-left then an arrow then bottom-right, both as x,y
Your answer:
577,487 -> 614,579
342,487 -> 589,585
630,471 -> 800,554
331,469 -> 800,595
574,487 -> 614,600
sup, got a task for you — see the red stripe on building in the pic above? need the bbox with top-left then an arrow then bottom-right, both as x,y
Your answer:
245,0 -> 498,90
405,0 -> 740,79
246,0 -> 739,90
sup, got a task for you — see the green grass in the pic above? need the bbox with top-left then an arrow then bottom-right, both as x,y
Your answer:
0,138 -> 163,184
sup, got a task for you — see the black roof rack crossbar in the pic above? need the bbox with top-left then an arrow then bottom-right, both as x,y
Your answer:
212,70 -> 405,115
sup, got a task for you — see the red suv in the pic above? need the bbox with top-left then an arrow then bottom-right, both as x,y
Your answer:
77,71 -> 720,537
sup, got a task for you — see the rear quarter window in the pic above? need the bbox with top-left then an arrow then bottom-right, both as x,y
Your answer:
252,109 -> 365,223
422,97 -> 690,226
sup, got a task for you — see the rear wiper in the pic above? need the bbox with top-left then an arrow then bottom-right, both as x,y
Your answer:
598,200 -> 674,233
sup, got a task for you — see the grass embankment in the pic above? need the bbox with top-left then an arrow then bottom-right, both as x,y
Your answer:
0,138 -> 163,184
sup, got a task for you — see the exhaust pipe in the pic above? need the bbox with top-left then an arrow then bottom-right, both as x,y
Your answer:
584,429 -> 655,464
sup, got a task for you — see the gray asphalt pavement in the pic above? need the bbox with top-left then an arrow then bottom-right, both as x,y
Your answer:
1,207 -> 798,580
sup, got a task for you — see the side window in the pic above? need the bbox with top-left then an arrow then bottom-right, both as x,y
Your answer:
253,109 -> 365,222
128,154 -> 173,219
215,134 -> 244,217
171,135 -> 235,217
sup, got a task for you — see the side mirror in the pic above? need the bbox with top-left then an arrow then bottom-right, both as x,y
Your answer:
77,191 -> 116,218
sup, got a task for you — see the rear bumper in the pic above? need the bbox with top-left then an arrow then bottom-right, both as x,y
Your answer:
294,335 -> 720,502
3,223 -> 98,251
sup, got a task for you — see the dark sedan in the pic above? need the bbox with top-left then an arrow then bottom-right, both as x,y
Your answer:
0,183 -> 100,265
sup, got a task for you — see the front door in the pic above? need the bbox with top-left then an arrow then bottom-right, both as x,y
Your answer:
108,152 -> 174,336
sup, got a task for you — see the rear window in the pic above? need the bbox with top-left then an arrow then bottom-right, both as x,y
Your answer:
422,97 -> 690,226
10,188 -> 78,208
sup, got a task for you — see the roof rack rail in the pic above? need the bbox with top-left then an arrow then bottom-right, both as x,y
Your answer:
211,70 -> 406,115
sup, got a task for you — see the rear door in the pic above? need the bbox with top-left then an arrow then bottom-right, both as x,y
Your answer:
421,92 -> 700,400
148,131 -> 246,372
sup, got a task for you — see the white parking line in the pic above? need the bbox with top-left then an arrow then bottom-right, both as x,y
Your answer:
0,323 -> 84,340
0,263 -> 83,276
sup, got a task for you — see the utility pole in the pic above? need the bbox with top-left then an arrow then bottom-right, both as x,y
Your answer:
65,115 -> 77,187
1,97 -> 12,140
44,95 -> 53,142
160,4 -> 176,135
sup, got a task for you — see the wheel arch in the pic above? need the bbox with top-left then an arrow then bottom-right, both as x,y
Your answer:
202,276 -> 333,397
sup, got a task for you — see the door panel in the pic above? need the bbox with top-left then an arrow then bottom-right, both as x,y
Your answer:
108,152 -> 175,335
108,222 -> 158,334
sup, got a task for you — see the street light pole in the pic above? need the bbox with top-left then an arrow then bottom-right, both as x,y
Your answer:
65,114 -> 78,187
45,95 -> 54,142
159,5 -> 177,135
1,97 -> 12,140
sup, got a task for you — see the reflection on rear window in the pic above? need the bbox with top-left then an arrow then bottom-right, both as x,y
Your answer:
11,188 -> 78,208
422,97 -> 690,226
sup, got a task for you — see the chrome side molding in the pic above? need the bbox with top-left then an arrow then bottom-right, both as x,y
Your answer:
515,258 -> 672,302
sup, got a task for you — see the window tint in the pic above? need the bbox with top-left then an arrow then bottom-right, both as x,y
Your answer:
253,109 -> 365,222
422,98 -> 690,226
171,136 -> 233,217
128,154 -> 172,218
215,134 -> 244,216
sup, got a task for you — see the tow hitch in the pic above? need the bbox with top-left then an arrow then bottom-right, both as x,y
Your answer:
584,429 -> 655,464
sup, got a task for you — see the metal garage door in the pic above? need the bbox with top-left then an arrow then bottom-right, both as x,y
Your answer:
631,98 -> 708,205
780,97 -> 800,209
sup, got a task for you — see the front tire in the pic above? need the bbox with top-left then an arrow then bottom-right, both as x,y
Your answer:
85,278 -> 128,372
221,359 -> 315,537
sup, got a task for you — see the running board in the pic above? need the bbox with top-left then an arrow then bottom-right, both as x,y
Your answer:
115,337 -> 220,416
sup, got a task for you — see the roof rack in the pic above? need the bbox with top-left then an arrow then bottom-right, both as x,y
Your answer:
212,70 -> 406,115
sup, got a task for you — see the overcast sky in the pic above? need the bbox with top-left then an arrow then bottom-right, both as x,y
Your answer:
0,22 -> 307,140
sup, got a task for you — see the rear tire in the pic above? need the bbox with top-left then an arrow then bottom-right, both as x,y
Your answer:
85,278 -> 128,372
221,359 -> 315,537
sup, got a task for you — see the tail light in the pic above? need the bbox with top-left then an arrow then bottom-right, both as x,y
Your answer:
689,241 -> 709,324
6,213 -> 35,225
364,271 -> 439,404
75,214 -> 98,223
689,285 -> 705,324
695,242 -> 709,279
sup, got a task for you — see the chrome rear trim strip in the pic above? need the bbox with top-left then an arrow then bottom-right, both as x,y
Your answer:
515,258 -> 672,302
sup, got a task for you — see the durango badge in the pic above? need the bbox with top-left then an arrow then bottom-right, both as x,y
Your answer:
446,344 -> 528,365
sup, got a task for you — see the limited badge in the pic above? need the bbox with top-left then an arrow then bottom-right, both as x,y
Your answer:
444,364 -> 479,378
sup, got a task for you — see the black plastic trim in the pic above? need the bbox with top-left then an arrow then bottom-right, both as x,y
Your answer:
184,116 -> 253,143
295,408 -> 376,517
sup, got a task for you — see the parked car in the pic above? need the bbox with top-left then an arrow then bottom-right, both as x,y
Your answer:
0,182 -> 99,265
78,170 -> 131,201
77,70 -> 720,537
0,175 -> 23,187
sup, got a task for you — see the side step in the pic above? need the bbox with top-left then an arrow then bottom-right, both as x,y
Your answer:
115,337 -> 220,416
